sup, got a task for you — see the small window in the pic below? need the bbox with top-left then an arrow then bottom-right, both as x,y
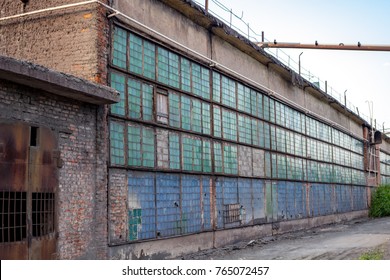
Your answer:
156,89 -> 168,124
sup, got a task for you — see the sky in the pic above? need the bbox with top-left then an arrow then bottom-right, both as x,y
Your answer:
202,0 -> 390,132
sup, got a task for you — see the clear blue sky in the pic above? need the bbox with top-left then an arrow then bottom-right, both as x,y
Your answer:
204,0 -> 390,131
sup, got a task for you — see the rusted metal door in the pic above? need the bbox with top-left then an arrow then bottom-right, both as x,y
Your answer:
0,122 -> 58,260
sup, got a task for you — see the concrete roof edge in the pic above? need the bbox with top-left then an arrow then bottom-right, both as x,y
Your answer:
0,55 -> 119,105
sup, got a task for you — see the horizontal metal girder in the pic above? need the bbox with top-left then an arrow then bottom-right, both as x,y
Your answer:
257,42 -> 390,51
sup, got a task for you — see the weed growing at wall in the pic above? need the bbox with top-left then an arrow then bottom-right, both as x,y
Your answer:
369,185 -> 390,217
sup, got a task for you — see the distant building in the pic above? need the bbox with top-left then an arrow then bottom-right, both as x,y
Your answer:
1,0 -> 390,259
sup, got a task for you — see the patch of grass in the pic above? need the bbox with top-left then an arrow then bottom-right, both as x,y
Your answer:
369,185 -> 390,218
359,249 -> 384,260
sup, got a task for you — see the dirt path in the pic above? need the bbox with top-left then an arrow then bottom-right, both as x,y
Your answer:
179,217 -> 390,260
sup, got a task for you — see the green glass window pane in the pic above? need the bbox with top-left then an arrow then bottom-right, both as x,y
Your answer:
202,140 -> 211,172
142,128 -> 155,167
214,142 -> 223,173
201,66 -> 210,99
252,119 -> 259,146
277,154 -> 287,179
168,51 -> 179,88
269,98 -> 275,123
222,109 -> 237,141
270,125 -> 276,151
271,154 -> 277,178
109,121 -> 125,165
276,127 -> 286,153
192,63 -> 202,98
250,89 -> 257,116
128,125 -> 142,166
110,72 -> 126,116
237,83 -> 245,112
157,47 -> 169,85
213,72 -> 221,102
258,120 -> 265,148
213,106 -> 221,138
264,122 -> 270,149
142,83 -> 153,121
263,95 -> 270,121
257,92 -> 263,119
169,92 -> 181,128
265,152 -> 271,177
192,99 -> 202,133
223,144 -> 237,174
181,58 -> 191,92
181,95 -> 191,130
169,132 -> 180,169
221,75 -> 236,108
202,103 -> 211,135
128,78 -> 141,119
129,33 -> 143,75
143,40 -> 156,80
112,26 -> 127,69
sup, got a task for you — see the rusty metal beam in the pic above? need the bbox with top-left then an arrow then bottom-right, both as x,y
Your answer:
258,42 -> 390,52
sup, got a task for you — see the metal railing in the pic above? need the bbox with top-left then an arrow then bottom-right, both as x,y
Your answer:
194,0 -> 382,129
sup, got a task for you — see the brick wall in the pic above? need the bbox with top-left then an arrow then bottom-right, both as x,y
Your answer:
0,0 -> 109,84
0,79 -> 107,259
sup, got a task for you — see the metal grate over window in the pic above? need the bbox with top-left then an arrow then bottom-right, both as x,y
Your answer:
223,203 -> 243,224
32,193 -> 55,237
0,191 -> 27,243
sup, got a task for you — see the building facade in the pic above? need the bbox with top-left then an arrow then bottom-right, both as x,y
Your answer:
1,0 -> 390,259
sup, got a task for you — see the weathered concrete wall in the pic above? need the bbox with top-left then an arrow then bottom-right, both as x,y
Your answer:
0,79 -> 107,259
0,0 -> 109,84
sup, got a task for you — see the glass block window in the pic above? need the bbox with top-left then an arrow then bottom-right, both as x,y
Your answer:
192,63 -> 210,99
181,95 -> 191,130
202,140 -> 212,173
271,153 -> 277,178
223,144 -> 238,174
285,131 -> 294,155
129,33 -> 156,79
238,115 -> 251,145
169,132 -> 181,169
110,121 -> 125,165
263,95 -> 270,121
192,99 -> 202,133
275,101 -> 285,127
264,122 -> 271,149
110,72 -> 126,116
270,125 -> 277,151
307,117 -> 318,138
202,103 -> 211,135
276,127 -> 286,153
221,76 -> 236,108
214,142 -> 223,173
222,109 -> 237,141
237,83 -> 251,113
180,57 -> 191,92
269,98 -> 275,123
129,33 -> 142,75
128,125 -> 155,167
277,154 -> 287,179
112,26 -> 127,69
182,136 -> 203,172
157,47 -> 179,88
265,151 -> 272,177
169,92 -> 181,128
127,78 -> 153,121
250,89 -> 257,116
256,92 -> 263,119
308,161 -> 319,182
213,105 -> 222,138
212,71 -> 221,102
257,120 -> 265,148
251,119 -> 259,147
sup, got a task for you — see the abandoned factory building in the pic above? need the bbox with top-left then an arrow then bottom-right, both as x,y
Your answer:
1,0 -> 390,260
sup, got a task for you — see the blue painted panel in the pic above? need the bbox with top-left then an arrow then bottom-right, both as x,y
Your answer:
238,178 -> 252,225
277,181 -> 287,220
202,177 -> 212,230
128,171 -> 156,240
215,178 -> 224,229
182,175 -> 202,234
286,182 -> 295,220
222,177 -> 238,204
252,179 -> 265,223
156,173 -> 181,237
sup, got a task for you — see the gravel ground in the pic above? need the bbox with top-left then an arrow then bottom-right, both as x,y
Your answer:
178,217 -> 390,260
